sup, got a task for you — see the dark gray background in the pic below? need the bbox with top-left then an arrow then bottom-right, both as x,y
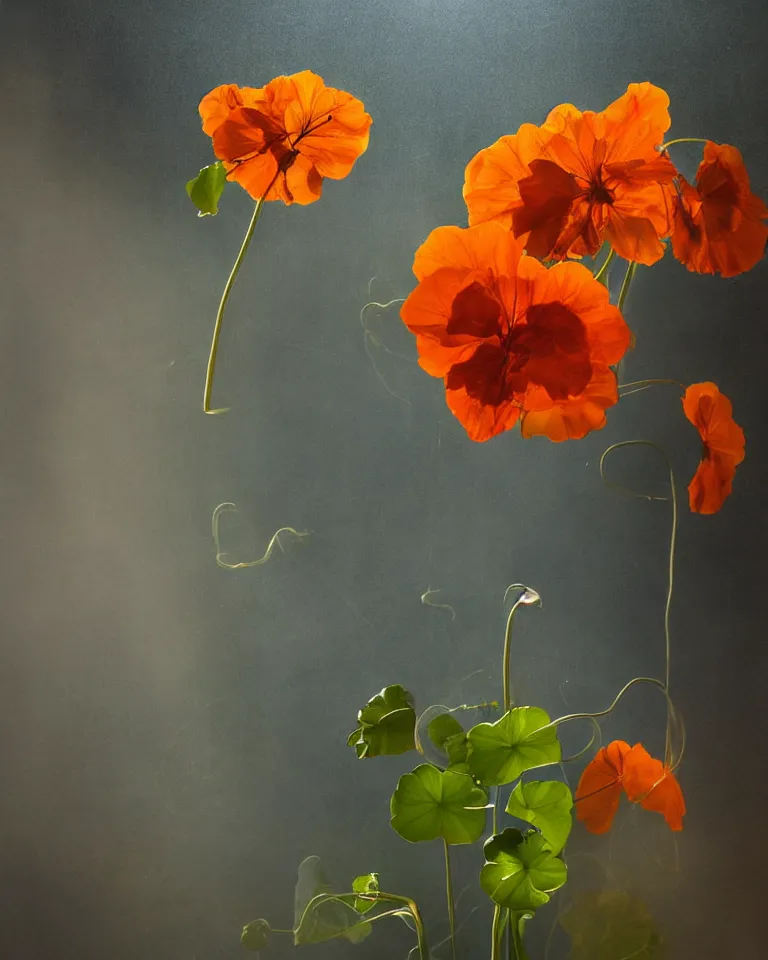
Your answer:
2,1 -> 766,957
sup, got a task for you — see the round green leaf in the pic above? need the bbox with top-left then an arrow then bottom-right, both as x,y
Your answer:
186,161 -> 227,217
348,685 -> 416,758
351,873 -> 379,914
390,763 -> 488,844
426,713 -> 469,770
241,919 -> 270,951
559,890 -> 663,960
505,780 -> 573,854
480,827 -> 567,912
467,707 -> 561,786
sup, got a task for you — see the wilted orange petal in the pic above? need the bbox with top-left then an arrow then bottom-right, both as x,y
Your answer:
672,142 -> 768,277
682,382 -> 745,514
575,740 -> 631,835
623,744 -> 685,831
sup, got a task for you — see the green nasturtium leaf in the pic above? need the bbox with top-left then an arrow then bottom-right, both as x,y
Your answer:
390,763 -> 488,844
480,828 -> 567,913
467,707 -> 561,786
559,890 -> 664,960
292,856 -> 371,946
427,713 -> 469,771
351,873 -> 380,914
505,779 -> 573,855
186,161 -> 227,216
347,685 -> 416,758
241,918 -> 270,951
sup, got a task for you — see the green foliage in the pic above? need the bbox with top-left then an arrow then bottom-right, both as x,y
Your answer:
292,856 -> 371,946
505,779 -> 573,854
467,707 -> 561,786
241,919 -> 270,951
348,685 -> 417,758
390,763 -> 488,844
480,828 -> 567,912
351,873 -> 380,914
426,713 -> 469,771
559,890 -> 665,960
186,161 -> 227,216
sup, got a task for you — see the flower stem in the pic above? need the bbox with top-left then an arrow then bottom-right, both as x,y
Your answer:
510,912 -> 530,960
443,840 -> 457,960
502,600 -> 522,713
203,195 -> 267,414
491,905 -> 505,960
617,260 -> 638,315
659,137 -> 709,151
593,247 -> 615,283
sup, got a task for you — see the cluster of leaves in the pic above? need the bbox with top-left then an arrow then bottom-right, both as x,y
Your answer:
356,686 -> 571,916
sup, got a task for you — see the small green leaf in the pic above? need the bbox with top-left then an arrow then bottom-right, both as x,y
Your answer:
467,707 -> 561,786
390,763 -> 488,844
505,780 -> 573,854
186,161 -> 227,216
348,685 -> 416,758
426,713 -> 469,770
559,890 -> 664,960
351,873 -> 379,914
428,713 -> 463,750
480,828 -> 567,913
241,918 -> 270,951
292,856 -> 371,946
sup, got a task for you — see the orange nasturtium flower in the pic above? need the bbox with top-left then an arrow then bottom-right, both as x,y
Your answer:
463,82 -> 677,266
575,740 -> 685,834
670,141 -> 768,277
199,70 -> 372,205
400,222 -> 630,442
682,382 -> 745,514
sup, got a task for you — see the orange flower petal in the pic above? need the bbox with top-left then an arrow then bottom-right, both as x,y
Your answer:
671,142 -> 768,277
197,72 -> 371,206
464,83 -> 676,261
682,382 -> 745,514
623,744 -> 685,831
521,365 -> 618,442
575,741 -> 631,835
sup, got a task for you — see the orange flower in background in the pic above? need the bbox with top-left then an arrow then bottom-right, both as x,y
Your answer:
400,222 -> 630,442
198,70 -> 372,205
622,744 -> 686,831
682,382 -> 745,514
464,82 -> 677,265
574,740 -> 631,834
576,740 -> 685,834
670,141 -> 768,277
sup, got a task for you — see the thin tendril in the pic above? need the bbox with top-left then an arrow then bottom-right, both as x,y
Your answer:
211,502 -> 310,569
359,297 -> 411,405
421,587 -> 457,620
203,177 -> 277,414
599,440 -> 679,766
560,716 -> 602,763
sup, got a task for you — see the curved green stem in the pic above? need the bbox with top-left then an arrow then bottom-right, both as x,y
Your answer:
618,378 -> 686,398
594,247 -> 615,283
503,600 -> 522,713
600,440 -> 679,766
320,892 -> 429,959
203,194 -> 268,414
659,137 -> 709,150
443,840 -> 457,960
